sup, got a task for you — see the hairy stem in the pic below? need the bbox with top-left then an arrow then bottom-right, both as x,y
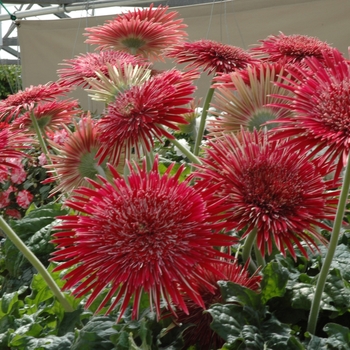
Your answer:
242,228 -> 258,272
30,111 -> 51,164
193,85 -> 215,156
307,160 -> 350,334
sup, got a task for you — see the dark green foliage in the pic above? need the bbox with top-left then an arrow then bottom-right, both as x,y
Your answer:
0,65 -> 21,99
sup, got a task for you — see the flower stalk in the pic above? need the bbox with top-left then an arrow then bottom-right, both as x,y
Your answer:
169,137 -> 202,165
30,111 -> 51,164
193,85 -> 215,156
0,216 -> 74,312
307,155 -> 350,334
242,227 -> 258,272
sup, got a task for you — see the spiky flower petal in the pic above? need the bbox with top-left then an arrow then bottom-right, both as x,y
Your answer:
96,69 -> 197,164
0,82 -> 71,121
44,115 -> 117,197
194,129 -> 339,259
0,126 -> 33,170
84,5 -> 187,61
250,32 -> 334,65
58,50 -> 149,88
86,63 -> 152,104
11,99 -> 79,133
268,48 -> 350,180
167,39 -> 258,74
51,158 -> 236,321
208,63 -> 294,135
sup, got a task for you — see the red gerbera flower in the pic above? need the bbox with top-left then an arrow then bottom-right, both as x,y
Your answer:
208,63 -> 294,135
51,158 -> 236,321
268,48 -> 350,180
250,32 -> 334,65
176,260 -> 261,350
84,5 -> 187,61
167,39 -> 258,75
0,82 -> 71,121
194,129 -> 340,259
11,99 -> 80,134
96,69 -> 198,164
0,127 -> 33,170
58,50 -> 149,88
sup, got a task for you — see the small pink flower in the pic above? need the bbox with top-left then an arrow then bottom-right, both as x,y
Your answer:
0,191 -> 11,208
10,166 -> 27,184
52,129 -> 69,145
0,168 -> 8,183
38,153 -> 48,166
5,208 -> 21,219
16,190 -> 34,209
6,157 -> 22,167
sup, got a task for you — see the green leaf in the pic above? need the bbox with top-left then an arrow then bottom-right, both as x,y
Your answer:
323,323 -> 350,349
0,290 -> 20,316
111,331 -> 130,350
305,324 -> 350,350
290,282 -> 314,310
218,281 -> 261,309
9,334 -> 74,350
261,261 -> 289,304
209,303 -> 304,350
26,220 -> 58,256
71,316 -> 118,350
57,308 -> 84,337
240,324 -> 264,349
290,269 -> 350,316
261,316 -> 304,350
0,314 -> 15,347
208,304 -> 252,343
3,203 -> 69,279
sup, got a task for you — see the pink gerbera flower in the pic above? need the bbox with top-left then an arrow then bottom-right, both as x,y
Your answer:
58,50 -> 149,88
167,39 -> 258,74
11,99 -> 80,134
250,32 -> 334,65
51,158 -> 236,321
176,260 -> 261,350
96,69 -> 197,164
44,115 -> 116,197
86,63 -> 152,104
194,129 -> 340,259
0,82 -> 71,121
268,48 -> 350,180
208,63 -> 294,135
84,5 -> 187,61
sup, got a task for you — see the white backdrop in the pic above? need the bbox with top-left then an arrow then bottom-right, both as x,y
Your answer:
18,0 -> 350,110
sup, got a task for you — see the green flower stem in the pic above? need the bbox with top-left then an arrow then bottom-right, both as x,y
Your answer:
254,239 -> 266,268
307,159 -> 350,335
242,228 -> 258,272
145,149 -> 155,172
193,85 -> 215,156
93,163 -> 107,179
30,111 -> 51,164
0,216 -> 74,312
169,137 -> 202,165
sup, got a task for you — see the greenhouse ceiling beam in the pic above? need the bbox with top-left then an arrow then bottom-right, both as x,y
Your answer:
0,0 -> 155,21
